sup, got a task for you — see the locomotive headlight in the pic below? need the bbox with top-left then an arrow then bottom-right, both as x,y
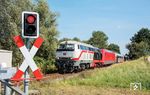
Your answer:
56,57 -> 59,59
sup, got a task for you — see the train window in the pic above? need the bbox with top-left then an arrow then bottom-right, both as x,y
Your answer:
59,44 -> 65,49
66,44 -> 74,49
87,47 -> 90,51
57,44 -> 75,51
87,47 -> 89,50
80,45 -> 83,50
79,45 -> 90,50
86,47 -> 89,50
79,45 -> 84,50
84,46 -> 87,50
83,46 -> 87,50
89,47 -> 92,51
92,48 -> 95,51
82,46 -> 85,50
93,48 -> 98,52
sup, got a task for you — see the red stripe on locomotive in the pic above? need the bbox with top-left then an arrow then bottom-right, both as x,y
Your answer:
72,50 -> 94,61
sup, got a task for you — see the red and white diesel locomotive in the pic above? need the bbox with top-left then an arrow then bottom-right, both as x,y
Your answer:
55,41 -> 124,73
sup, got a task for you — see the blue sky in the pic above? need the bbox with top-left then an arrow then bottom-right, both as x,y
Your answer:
47,0 -> 150,54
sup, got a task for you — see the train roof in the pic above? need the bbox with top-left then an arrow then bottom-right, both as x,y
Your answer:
60,40 -> 96,48
100,49 -> 123,55
100,49 -> 115,53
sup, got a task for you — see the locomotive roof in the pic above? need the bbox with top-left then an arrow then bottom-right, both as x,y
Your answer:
60,40 -> 95,48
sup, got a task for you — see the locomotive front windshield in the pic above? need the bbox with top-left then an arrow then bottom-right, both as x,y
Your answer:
57,44 -> 75,51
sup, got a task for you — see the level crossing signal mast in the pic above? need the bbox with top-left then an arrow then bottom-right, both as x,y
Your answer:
22,11 -> 39,38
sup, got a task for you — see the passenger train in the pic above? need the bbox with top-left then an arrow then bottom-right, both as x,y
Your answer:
55,41 -> 124,73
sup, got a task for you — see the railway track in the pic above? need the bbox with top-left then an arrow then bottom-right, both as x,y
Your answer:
39,65 -> 112,82
8,64 -> 113,87
39,68 -> 103,83
41,71 -> 86,82
0,64 -> 115,95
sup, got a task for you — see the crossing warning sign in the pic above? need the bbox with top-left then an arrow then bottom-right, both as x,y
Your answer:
11,35 -> 43,80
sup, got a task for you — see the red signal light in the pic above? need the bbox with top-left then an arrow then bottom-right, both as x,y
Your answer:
27,15 -> 35,24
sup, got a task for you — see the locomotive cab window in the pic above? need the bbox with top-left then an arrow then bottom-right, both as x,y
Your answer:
79,45 -> 86,50
57,44 -> 75,51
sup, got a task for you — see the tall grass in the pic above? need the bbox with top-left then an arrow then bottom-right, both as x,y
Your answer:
63,57 -> 150,90
30,58 -> 150,95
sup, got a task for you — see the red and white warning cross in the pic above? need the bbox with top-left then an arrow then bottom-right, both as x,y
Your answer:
11,35 -> 43,80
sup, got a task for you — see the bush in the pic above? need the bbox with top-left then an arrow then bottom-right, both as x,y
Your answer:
34,57 -> 57,74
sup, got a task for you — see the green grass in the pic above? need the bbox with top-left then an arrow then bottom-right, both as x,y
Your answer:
62,57 -> 150,90
30,57 -> 150,95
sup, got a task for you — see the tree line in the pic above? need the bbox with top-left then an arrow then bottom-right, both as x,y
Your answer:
0,0 -> 149,73
59,31 -> 121,54
126,28 -> 150,59
0,0 -> 58,73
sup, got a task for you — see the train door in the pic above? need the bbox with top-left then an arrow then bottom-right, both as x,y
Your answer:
93,50 -> 102,67
94,52 -> 101,60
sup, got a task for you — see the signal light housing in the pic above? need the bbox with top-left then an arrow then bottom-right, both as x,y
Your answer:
22,11 -> 39,38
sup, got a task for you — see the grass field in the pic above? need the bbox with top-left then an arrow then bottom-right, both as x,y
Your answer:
30,57 -> 150,95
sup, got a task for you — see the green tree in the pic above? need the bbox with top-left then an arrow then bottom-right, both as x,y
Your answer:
131,28 -> 150,44
82,40 -> 88,44
126,28 -> 150,59
0,0 -> 32,65
34,0 -> 58,61
107,43 -> 120,53
0,0 -> 59,73
59,38 -> 71,43
126,41 -> 149,59
88,31 -> 108,48
72,37 -> 81,42
59,37 -> 81,43
32,0 -> 58,74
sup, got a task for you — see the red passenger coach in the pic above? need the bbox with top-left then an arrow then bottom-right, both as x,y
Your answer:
101,49 -> 116,64
93,49 -> 116,67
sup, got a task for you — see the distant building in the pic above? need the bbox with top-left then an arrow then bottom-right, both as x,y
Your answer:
0,50 -> 12,68
0,50 -> 12,91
